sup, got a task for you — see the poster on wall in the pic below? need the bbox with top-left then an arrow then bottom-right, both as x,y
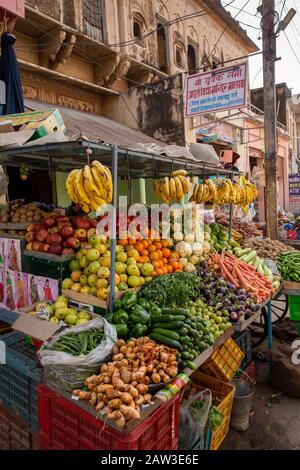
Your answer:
4,238 -> 22,272
27,274 -> 41,306
4,269 -> 17,310
37,276 -> 58,303
289,174 -> 300,214
13,272 -> 28,309
185,62 -> 247,117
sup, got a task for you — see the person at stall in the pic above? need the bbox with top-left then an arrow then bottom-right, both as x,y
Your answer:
43,278 -> 53,301
29,275 -> 39,304
16,272 -> 26,308
6,271 -> 15,310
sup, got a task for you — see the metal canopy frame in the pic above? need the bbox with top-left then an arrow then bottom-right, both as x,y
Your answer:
0,139 -> 239,311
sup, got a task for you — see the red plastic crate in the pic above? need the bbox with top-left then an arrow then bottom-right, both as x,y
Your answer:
0,403 -> 39,450
38,384 -> 179,450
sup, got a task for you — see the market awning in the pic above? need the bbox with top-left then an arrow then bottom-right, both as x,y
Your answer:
24,99 -> 167,148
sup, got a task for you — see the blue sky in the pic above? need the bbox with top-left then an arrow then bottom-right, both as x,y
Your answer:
222,0 -> 300,93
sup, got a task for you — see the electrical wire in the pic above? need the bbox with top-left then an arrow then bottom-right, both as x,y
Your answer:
208,0 -> 251,60
283,30 -> 300,66
278,0 -> 287,22
221,1 -> 261,18
282,2 -> 300,55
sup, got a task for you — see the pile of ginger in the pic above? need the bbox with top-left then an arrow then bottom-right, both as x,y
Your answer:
73,337 -> 179,428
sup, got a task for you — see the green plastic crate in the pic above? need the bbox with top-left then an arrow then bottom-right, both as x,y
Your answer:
288,296 -> 300,321
21,253 -> 71,282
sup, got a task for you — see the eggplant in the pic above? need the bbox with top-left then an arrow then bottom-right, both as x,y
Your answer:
230,312 -> 238,322
245,309 -> 252,318
239,295 -> 247,301
230,294 -> 237,302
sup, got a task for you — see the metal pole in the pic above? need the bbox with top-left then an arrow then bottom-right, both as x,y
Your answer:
109,145 -> 118,313
262,0 -> 278,239
139,178 -> 146,205
228,172 -> 234,240
267,300 -> 273,349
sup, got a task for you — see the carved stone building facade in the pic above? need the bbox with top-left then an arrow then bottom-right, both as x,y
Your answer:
10,0 -> 256,119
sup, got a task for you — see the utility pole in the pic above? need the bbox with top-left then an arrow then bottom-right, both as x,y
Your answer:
262,0 -> 278,239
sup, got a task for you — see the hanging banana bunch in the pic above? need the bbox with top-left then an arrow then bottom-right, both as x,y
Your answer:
189,176 -> 258,209
66,161 -> 113,213
154,169 -> 190,203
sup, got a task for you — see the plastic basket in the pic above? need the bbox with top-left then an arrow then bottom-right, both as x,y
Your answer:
0,332 -> 42,433
233,330 -> 252,371
200,337 -> 244,382
38,384 -> 179,450
0,403 -> 39,450
21,252 -> 71,282
288,296 -> 300,321
191,370 -> 235,450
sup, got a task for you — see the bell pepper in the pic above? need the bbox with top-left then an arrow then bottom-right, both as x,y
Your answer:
130,323 -> 147,338
114,300 -> 123,310
121,291 -> 137,309
130,304 -> 151,324
137,297 -> 150,311
115,323 -> 128,338
150,305 -> 162,321
113,309 -> 129,324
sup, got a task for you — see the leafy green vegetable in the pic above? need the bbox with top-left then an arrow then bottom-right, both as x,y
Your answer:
208,406 -> 224,430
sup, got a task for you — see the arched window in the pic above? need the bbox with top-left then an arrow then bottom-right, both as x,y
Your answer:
187,44 -> 197,74
157,23 -> 168,73
133,13 -> 145,46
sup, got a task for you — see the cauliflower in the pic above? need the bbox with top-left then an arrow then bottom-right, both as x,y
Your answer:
203,241 -> 211,253
176,241 -> 193,257
189,255 -> 200,265
184,262 -> 197,272
192,242 -> 203,257
184,233 -> 195,243
178,257 -> 188,267
173,231 -> 184,241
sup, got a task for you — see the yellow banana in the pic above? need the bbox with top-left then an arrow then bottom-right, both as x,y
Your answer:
92,160 -> 110,196
79,201 -> 90,213
91,166 -> 107,200
83,165 -> 100,198
162,176 -> 170,199
171,169 -> 188,177
74,169 -> 90,206
169,177 -> 177,200
66,169 -> 79,203
177,174 -> 189,193
189,184 -> 197,202
196,184 -> 204,203
174,176 -> 184,200
89,193 -> 107,211
103,166 -> 113,203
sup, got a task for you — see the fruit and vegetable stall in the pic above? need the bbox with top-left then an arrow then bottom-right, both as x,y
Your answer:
0,139 -> 297,451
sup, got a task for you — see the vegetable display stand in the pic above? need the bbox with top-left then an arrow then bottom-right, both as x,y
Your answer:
191,371 -> 235,450
200,337 -> 244,382
22,251 -> 73,282
233,330 -> 252,371
0,403 -> 39,450
0,332 -> 43,433
38,384 -> 180,450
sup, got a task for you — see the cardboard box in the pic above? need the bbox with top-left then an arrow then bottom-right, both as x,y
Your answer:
13,300 -> 99,343
0,121 -> 13,133
0,109 -> 66,142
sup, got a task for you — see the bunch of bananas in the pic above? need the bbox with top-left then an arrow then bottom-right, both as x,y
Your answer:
190,176 -> 257,212
154,169 -> 190,203
222,227 -> 244,242
66,161 -> 113,213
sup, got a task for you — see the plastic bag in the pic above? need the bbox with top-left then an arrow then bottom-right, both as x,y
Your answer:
39,317 -> 117,391
178,388 -> 212,450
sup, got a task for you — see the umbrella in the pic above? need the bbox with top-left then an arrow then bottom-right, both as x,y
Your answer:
0,32 -> 24,115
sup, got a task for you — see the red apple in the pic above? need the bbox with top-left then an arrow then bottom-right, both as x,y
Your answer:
89,219 -> 98,228
25,242 -> 32,251
60,225 -> 74,239
62,248 -> 75,255
56,216 -> 70,223
36,229 -> 48,242
25,231 -> 35,242
44,217 -> 56,228
74,228 -> 87,242
32,241 -> 41,251
65,237 -> 80,249
48,227 -> 60,234
39,243 -> 50,253
27,223 -> 38,232
49,244 -> 63,255
46,232 -> 62,245
74,216 -> 90,230
87,227 -> 96,238
58,221 -> 72,230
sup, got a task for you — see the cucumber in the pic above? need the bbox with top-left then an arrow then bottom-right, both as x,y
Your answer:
182,351 -> 192,360
150,333 -> 183,351
171,308 -> 189,316
152,321 -> 184,329
170,315 -> 186,322
186,360 -> 197,370
180,335 -> 190,344
152,329 -> 180,340
177,327 -> 188,335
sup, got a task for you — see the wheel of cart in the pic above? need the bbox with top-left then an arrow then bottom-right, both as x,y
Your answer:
248,293 -> 289,347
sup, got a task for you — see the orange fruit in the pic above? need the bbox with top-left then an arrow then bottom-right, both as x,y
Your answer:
135,242 -> 144,253
161,240 -> 169,248
154,242 -> 162,250
144,256 -> 150,263
156,250 -> 163,260
156,268 -> 164,275
152,260 -> 160,269
162,257 -> 168,265
118,238 -> 128,246
142,249 -> 149,256
162,248 -> 171,258
138,256 -> 146,264
170,251 -> 179,260
149,251 -> 159,261
148,244 -> 156,253
142,239 -> 150,248
158,260 -> 164,268
162,266 -> 168,275
170,261 -> 179,270
126,244 -> 135,252
128,238 -> 136,246
167,265 -> 173,273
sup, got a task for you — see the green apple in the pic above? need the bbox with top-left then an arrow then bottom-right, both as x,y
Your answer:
127,275 -> 140,287
94,242 -> 107,255
115,261 -> 126,274
68,308 -> 78,316
45,304 -> 55,317
87,248 -> 100,262
55,307 -> 69,320
127,257 -> 137,265
54,301 -> 69,311
116,252 -> 127,263
79,274 -> 88,286
50,316 -> 59,324
97,267 -> 110,279
80,286 -> 90,294
69,259 -> 81,272
64,313 -> 78,326
76,318 -> 89,326
77,310 -> 91,320
56,296 -> 68,304
89,260 -> 101,274
118,282 -> 128,291
79,255 -> 89,268
88,235 -> 101,246
35,301 -> 49,311
127,264 -> 140,276
141,263 -> 154,276
89,286 -> 97,296
88,273 -> 98,287
83,266 -> 92,276
61,278 -> 73,290
116,244 -> 125,253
